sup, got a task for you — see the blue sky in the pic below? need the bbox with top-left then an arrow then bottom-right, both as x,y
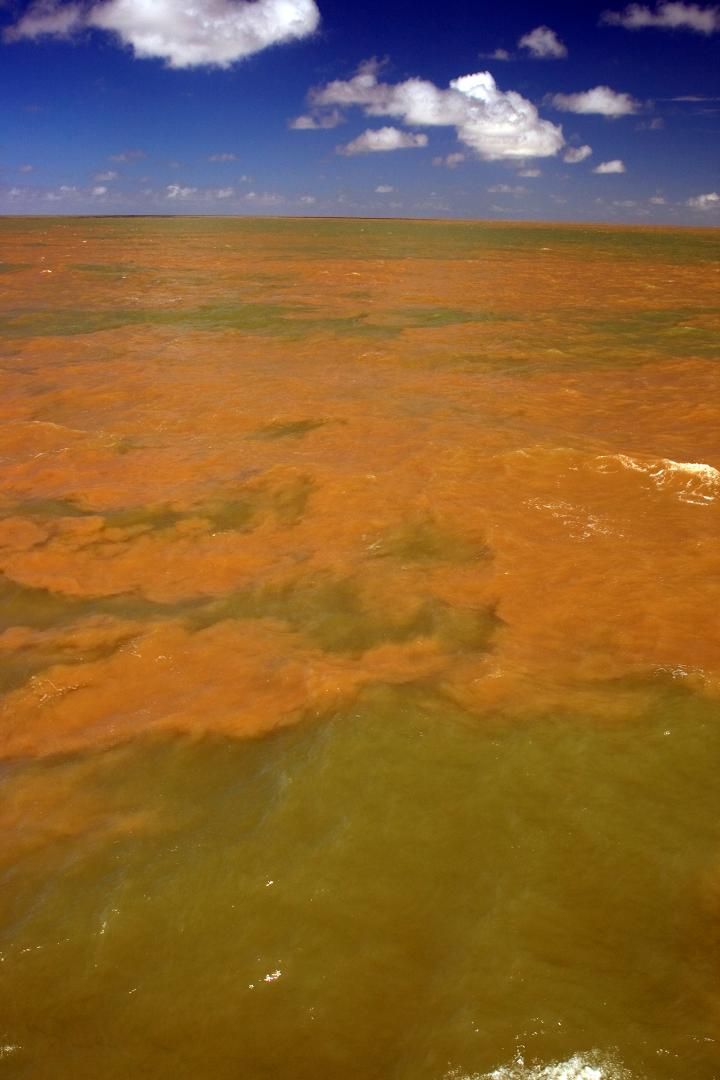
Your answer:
1,0 -> 718,222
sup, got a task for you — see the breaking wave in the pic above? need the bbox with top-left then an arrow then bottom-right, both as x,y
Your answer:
596,454 -> 720,505
446,1050 -> 636,1079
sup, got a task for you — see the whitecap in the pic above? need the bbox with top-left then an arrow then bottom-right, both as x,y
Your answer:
596,454 -> 720,505
445,1049 -> 635,1080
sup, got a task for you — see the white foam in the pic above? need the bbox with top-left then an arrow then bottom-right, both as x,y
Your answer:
446,1050 -> 634,1080
598,454 -> 720,505
526,498 -> 619,540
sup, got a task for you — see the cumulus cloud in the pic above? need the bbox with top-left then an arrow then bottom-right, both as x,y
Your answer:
687,190 -> 720,208
649,195 -> 667,203
375,184 -> 395,193
213,187 -> 235,198
338,127 -> 428,155
209,152 -> 237,162
593,159 -> 626,172
432,152 -> 466,168
5,0 -> 321,68
601,2 -> 720,33
94,170 -> 118,181
299,194 -> 316,203
91,185 -> 108,195
19,163 -> 34,173
310,63 -> 564,160
289,108 -> 345,129
517,166 -> 541,176
551,86 -> 640,117
563,144 -> 593,163
518,26 -> 568,58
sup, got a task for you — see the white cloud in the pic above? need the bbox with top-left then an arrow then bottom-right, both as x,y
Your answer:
94,170 -> 118,181
687,191 -> 720,208
213,187 -> 235,198
593,159 -> 626,173
19,163 -> 34,173
245,191 -> 284,205
518,26 -> 568,58
91,185 -> 108,196
649,195 -> 667,203
375,184 -> 395,193
299,194 -> 316,203
110,148 -> 145,162
166,184 -> 197,199
209,152 -> 237,162
432,152 -> 466,168
487,183 -> 527,195
480,48 -> 511,60
636,116 -> 665,129
551,86 -> 640,117
5,0 -> 321,68
601,2 -> 720,33
517,167 -> 541,176
44,185 -> 79,202
563,144 -> 593,163
289,108 -> 345,129
5,1 -> 83,39
311,63 -> 565,161
337,127 -> 428,155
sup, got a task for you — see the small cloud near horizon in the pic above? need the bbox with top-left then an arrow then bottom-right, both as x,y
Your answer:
563,144 -> 593,163
687,190 -> 719,208
110,148 -> 146,163
337,127 -> 428,155
601,2 -> 720,34
551,86 -> 640,117
479,48 -> 512,61
518,26 -> 568,58
593,159 -> 626,173
432,152 -> 466,168
289,109 -> 345,130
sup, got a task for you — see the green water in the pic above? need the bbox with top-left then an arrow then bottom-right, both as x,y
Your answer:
1,686 -> 719,1079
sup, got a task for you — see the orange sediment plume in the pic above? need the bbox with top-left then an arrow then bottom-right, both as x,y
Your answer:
1,217 -> 719,759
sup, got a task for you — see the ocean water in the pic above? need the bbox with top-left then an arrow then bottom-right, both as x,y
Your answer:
0,217 -> 719,1078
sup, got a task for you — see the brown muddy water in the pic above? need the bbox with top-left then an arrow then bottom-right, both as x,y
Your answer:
0,216 -> 719,1079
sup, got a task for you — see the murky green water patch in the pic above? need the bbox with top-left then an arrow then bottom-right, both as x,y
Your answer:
589,308 -> 720,359
1,687 -> 719,1079
192,576 -> 500,655
249,418 -> 334,440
